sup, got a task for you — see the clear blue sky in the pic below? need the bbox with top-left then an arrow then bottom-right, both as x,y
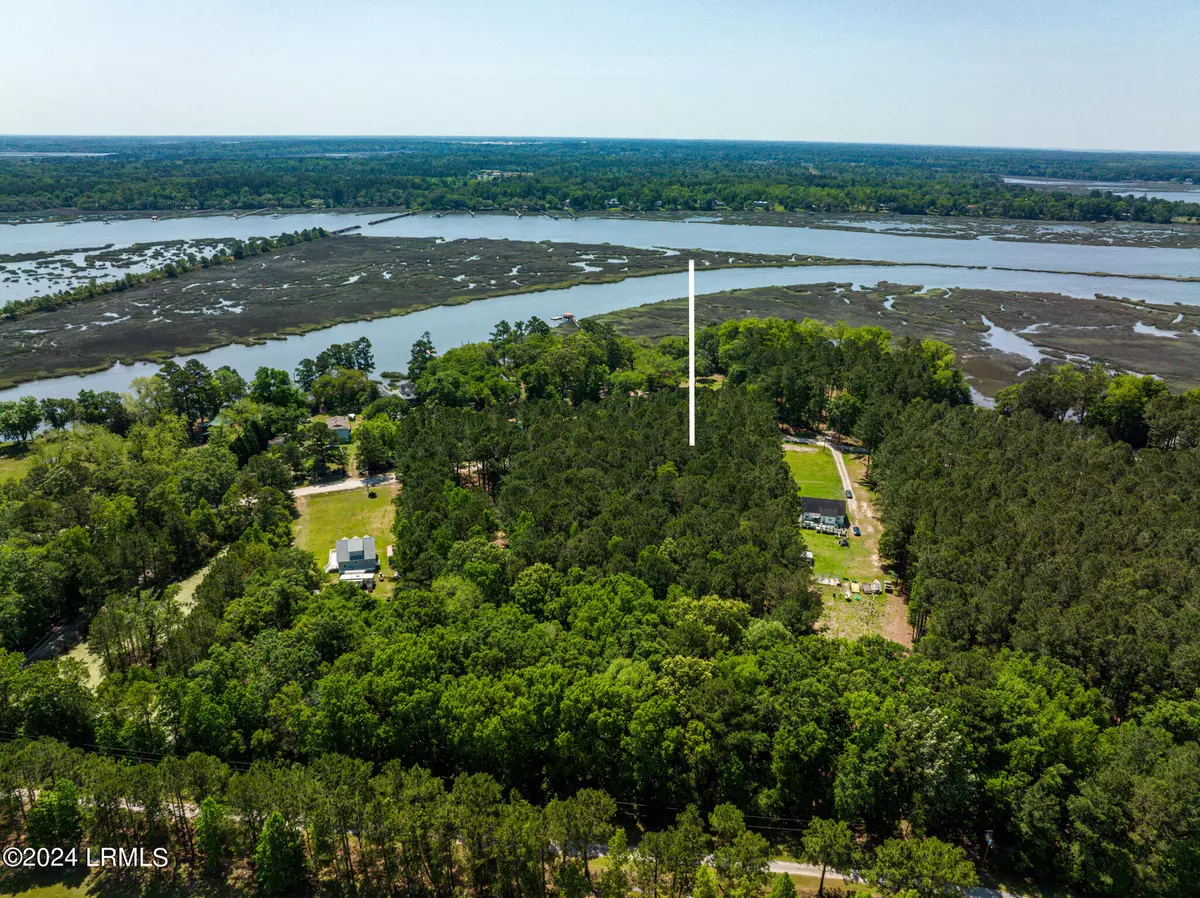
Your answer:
4,0 -> 1198,151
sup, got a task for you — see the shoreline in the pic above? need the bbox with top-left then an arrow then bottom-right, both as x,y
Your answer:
5,205 -> 1200,251
0,250 -> 914,391
2,246 -> 1198,392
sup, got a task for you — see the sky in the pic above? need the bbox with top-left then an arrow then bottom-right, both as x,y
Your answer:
3,0 -> 1199,152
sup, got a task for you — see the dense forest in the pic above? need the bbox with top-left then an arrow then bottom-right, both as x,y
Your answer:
2,137 -> 1198,223
0,318 -> 1197,896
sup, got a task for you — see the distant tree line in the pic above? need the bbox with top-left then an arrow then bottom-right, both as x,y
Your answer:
2,138 -> 1197,223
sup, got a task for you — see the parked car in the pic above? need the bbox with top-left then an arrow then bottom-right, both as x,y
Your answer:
845,489 -> 853,498
853,526 -> 861,537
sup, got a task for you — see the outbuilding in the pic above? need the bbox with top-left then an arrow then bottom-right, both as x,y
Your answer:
326,416 -> 352,443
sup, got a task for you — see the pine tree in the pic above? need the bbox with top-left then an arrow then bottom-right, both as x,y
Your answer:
253,811 -> 307,895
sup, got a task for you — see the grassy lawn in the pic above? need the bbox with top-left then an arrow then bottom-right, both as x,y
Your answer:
787,872 -> 875,895
783,446 -> 844,499
0,443 -> 33,482
806,530 -> 877,581
820,589 -> 888,641
784,445 -> 869,580
0,867 -> 91,897
810,528 -> 888,641
294,486 -> 399,583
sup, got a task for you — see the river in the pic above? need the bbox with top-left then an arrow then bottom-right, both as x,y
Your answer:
6,211 -> 1200,277
1001,177 -> 1200,205
2,212 -> 1199,401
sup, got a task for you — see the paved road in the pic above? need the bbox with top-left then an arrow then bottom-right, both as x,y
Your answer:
23,614 -> 87,664
292,472 -> 397,497
769,860 -> 852,881
769,860 -> 1018,898
768,860 -> 1017,897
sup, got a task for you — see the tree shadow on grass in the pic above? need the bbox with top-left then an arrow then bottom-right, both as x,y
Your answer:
0,443 -> 29,462
0,865 -> 260,898
0,863 -> 88,895
88,867 -> 254,898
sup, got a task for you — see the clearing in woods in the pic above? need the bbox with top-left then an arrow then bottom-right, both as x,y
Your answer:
293,483 -> 400,588
0,443 -> 33,482
784,443 -> 910,646
783,444 -> 845,500
62,557 -> 218,689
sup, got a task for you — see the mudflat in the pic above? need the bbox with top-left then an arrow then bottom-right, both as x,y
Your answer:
592,281 -> 1200,394
0,235 -> 844,387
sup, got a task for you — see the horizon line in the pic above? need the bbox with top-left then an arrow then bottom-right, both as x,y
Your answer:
2,134 -> 1199,156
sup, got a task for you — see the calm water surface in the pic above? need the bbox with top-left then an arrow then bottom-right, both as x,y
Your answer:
1001,177 -> 1200,205
5,211 -> 1200,277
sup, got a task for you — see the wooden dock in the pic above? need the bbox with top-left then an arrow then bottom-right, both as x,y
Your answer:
368,212 -> 411,226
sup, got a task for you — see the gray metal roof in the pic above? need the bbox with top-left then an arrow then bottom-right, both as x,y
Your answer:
336,536 -> 377,562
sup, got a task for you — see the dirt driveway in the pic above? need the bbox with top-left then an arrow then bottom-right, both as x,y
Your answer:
292,472 -> 396,498
827,443 -> 912,648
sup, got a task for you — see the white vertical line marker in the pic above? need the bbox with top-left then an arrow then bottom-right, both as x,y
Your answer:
689,258 -> 695,447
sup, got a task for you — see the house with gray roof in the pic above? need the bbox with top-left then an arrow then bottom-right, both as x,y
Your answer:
325,535 -> 379,586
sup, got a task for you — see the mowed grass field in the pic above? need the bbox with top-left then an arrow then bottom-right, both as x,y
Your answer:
805,529 -> 878,582
784,445 -> 866,576
783,445 -> 844,499
294,486 -> 399,583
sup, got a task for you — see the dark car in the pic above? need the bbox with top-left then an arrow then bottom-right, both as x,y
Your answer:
845,489 -> 853,499
853,526 -> 861,536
